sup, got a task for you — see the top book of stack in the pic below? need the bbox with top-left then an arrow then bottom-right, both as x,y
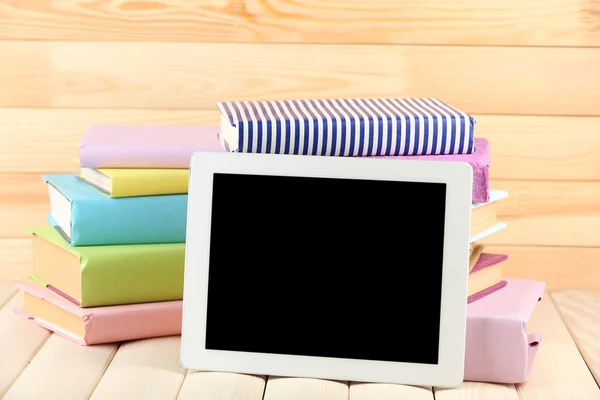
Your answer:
78,125 -> 222,169
217,97 -> 475,157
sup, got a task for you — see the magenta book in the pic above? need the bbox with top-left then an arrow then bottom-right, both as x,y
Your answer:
471,253 -> 508,273
376,137 -> 490,203
78,125 -> 223,168
467,253 -> 509,304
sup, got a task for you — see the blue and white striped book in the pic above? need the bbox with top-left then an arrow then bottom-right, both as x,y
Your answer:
216,97 -> 475,157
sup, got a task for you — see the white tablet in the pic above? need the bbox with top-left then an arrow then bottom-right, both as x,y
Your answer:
181,151 -> 472,388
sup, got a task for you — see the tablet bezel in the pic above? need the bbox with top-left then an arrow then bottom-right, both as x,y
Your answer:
181,151 -> 472,388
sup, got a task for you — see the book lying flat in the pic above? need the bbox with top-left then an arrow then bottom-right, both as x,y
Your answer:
43,173 -> 187,246
217,98 -> 475,157
15,281 -> 182,345
78,167 -> 189,198
470,190 -> 508,239
464,278 -> 545,383
467,253 -> 508,303
377,137 -> 490,203
78,125 -> 222,169
28,226 -> 185,307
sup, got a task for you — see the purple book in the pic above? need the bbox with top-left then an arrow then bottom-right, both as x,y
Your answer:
375,137 -> 490,203
472,253 -> 509,273
468,253 -> 509,304
78,125 -> 223,169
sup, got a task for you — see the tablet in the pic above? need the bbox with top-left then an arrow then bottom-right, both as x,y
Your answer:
181,151 -> 472,388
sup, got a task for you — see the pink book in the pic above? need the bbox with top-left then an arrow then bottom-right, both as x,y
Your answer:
376,137 -> 490,203
14,281 -> 182,346
78,125 -> 223,168
464,278 -> 546,383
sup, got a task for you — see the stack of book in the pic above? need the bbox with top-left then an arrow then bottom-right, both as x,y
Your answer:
215,97 -> 545,384
15,97 -> 545,384
16,125 -> 221,345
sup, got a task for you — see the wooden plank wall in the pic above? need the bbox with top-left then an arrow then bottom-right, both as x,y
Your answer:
1,0 -> 599,290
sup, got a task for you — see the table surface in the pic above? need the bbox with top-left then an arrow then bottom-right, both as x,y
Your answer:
1,282 -> 598,400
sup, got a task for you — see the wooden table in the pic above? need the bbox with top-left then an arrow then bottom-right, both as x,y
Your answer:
1,282 -> 598,399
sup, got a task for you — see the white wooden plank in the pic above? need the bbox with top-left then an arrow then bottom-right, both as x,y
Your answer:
514,294 -> 600,399
90,335 -> 187,400
0,281 -> 17,307
262,377 -> 349,400
350,382 -> 434,399
0,290 -> 51,397
2,0 -> 600,48
435,382 -> 519,399
1,42 -> 599,116
2,333 -> 118,399
551,290 -> 600,385
177,371 -> 266,400
0,239 -> 32,282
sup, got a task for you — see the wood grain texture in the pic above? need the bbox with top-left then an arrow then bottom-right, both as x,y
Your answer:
2,172 -> 599,248
486,245 -> 600,291
481,115 -> 600,181
1,42 -> 599,116
0,173 -> 49,238
0,291 -> 51,397
2,109 -> 600,180
483,179 -> 600,247
434,382 -> 519,400
90,336 -> 187,400
349,383 -> 434,399
551,291 -> 600,384
2,0 -> 600,47
177,371 -> 266,400
514,295 -> 600,399
2,334 -> 118,399
0,239 -> 31,282
263,377 -> 349,400
0,281 -> 18,308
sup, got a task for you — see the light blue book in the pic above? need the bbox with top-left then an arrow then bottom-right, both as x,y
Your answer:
41,174 -> 187,246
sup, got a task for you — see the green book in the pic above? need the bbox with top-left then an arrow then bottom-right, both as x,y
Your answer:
28,226 -> 185,307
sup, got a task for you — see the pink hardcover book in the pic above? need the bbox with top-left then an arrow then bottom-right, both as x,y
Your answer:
464,278 -> 546,383
376,137 -> 490,203
78,125 -> 223,168
14,281 -> 182,345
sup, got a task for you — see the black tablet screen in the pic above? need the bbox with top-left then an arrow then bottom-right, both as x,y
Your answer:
205,172 -> 446,365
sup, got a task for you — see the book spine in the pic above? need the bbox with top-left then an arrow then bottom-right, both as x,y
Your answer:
70,195 -> 188,246
110,173 -> 189,198
86,302 -> 182,344
80,145 -> 222,169
220,99 -> 475,156
80,244 -> 186,307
